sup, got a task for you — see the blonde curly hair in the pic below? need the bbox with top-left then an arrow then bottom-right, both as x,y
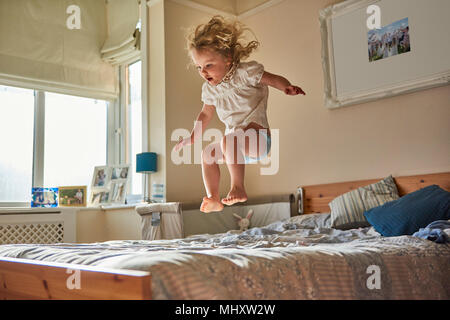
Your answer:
186,16 -> 259,65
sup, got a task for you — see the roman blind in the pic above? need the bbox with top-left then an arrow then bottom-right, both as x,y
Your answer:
0,0 -> 119,100
101,0 -> 141,65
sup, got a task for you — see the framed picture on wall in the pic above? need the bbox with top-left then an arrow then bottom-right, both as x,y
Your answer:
319,0 -> 450,109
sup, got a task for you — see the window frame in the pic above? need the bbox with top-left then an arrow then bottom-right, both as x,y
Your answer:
0,56 -> 146,207
0,87 -> 116,207
121,58 -> 147,200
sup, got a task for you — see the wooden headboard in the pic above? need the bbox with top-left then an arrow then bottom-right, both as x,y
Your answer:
297,172 -> 450,214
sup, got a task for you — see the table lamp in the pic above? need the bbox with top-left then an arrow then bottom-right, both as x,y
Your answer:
136,152 -> 157,202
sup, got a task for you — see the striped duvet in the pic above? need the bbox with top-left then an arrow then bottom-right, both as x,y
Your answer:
0,214 -> 448,299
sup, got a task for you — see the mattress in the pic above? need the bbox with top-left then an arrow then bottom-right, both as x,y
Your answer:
0,213 -> 448,299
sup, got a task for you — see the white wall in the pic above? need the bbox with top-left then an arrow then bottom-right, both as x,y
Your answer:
76,0 -> 450,241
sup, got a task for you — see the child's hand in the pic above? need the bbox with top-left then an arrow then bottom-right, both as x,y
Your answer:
174,137 -> 193,152
284,85 -> 306,96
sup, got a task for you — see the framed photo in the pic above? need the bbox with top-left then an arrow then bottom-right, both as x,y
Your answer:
319,0 -> 450,109
368,17 -> 410,62
111,165 -> 130,181
109,180 -> 127,204
31,187 -> 58,208
89,164 -> 130,206
91,166 -> 111,188
58,186 -> 87,207
90,190 -> 110,206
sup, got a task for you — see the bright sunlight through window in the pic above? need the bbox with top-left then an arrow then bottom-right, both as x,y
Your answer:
0,85 -> 34,202
44,92 -> 107,189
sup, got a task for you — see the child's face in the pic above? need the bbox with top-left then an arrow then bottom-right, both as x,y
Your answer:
191,48 -> 232,86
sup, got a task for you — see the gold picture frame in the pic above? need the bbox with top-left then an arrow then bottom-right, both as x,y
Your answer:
58,186 -> 87,207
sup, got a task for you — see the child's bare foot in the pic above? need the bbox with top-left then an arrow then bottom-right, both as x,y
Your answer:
221,187 -> 248,206
200,197 -> 224,213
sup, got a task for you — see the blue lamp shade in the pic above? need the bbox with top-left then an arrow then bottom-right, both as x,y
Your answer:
136,152 -> 157,173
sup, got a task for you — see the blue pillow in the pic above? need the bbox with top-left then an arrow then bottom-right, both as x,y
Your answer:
363,185 -> 450,236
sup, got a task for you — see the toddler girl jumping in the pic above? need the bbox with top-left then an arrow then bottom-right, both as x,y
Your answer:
174,16 -> 305,213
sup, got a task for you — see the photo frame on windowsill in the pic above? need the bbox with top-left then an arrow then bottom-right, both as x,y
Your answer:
319,0 -> 450,109
89,164 -> 130,206
109,180 -> 128,204
31,187 -> 58,208
89,189 -> 111,206
91,166 -> 111,189
111,165 -> 130,181
58,186 -> 87,207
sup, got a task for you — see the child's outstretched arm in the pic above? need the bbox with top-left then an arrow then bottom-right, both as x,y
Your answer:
260,71 -> 306,95
174,104 -> 215,152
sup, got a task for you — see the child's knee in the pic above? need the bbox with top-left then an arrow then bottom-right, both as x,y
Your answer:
201,146 -> 213,163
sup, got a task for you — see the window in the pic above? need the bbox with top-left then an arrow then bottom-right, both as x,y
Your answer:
43,92 -> 108,187
0,84 -> 110,206
126,60 -> 143,196
0,86 -> 34,203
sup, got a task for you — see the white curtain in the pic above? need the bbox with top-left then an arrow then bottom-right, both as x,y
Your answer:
101,0 -> 141,66
0,0 -> 119,100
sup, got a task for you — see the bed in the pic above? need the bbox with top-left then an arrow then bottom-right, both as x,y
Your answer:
0,172 -> 449,300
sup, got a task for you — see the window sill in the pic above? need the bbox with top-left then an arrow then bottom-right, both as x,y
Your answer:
0,207 -> 74,215
77,204 -> 141,211
100,204 -> 138,211
0,203 -> 145,214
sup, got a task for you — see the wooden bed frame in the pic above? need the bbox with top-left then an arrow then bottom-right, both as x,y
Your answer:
0,256 -> 151,300
1,172 -> 448,300
298,172 -> 450,214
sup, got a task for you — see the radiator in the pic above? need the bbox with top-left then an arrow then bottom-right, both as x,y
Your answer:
0,209 -> 76,244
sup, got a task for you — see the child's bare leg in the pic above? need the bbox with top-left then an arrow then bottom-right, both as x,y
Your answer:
221,133 -> 248,206
200,142 -> 224,213
221,126 -> 269,206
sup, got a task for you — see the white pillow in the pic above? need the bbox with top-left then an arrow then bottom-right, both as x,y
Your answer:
329,175 -> 399,230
